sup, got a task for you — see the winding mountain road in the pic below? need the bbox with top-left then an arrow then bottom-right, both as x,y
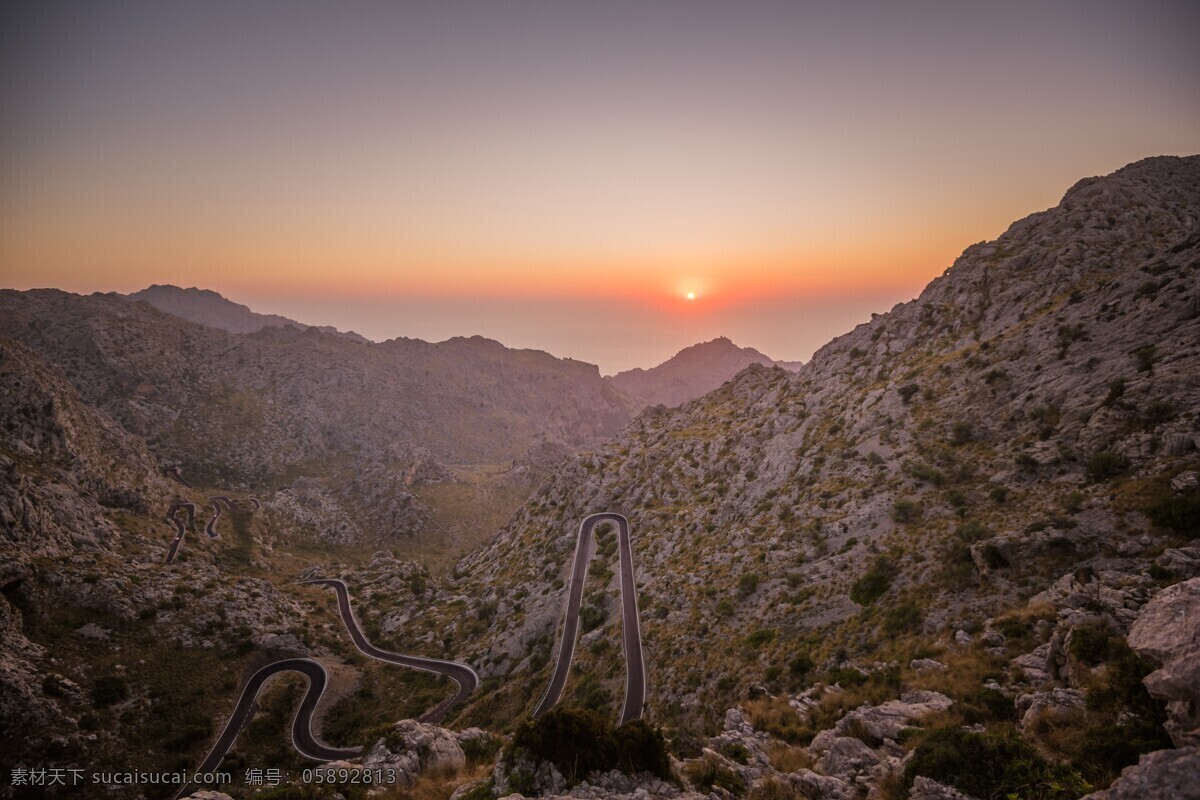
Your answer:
166,495 -> 258,561
173,657 -> 360,800
204,496 -> 233,538
532,512 -> 646,725
164,501 -> 196,564
303,578 -> 479,723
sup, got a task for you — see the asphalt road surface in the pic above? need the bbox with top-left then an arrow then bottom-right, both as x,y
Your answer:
164,501 -> 196,564
304,578 -> 479,723
204,496 -> 232,538
531,512 -> 646,725
173,657 -> 360,800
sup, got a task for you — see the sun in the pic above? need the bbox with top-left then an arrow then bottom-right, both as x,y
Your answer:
686,291 -> 696,301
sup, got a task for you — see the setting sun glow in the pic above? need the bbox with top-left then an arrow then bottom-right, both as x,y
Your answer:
686,292 -> 696,300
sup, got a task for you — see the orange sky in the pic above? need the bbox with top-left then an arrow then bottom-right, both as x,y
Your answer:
3,2 -> 1199,371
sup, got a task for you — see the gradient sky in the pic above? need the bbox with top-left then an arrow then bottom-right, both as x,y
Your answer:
3,1 -> 1198,372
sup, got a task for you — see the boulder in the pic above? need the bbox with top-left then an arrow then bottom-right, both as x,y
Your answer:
815,736 -> 881,779
835,691 -> 954,743
787,769 -> 854,800
1080,746 -> 1200,800
1016,688 -> 1086,730
363,720 -> 466,786
1127,578 -> 1200,746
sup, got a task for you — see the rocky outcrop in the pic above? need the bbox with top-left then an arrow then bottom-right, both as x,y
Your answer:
361,720 -> 467,787
832,691 -> 954,743
0,338 -> 171,556
1127,578 -> 1200,746
1080,746 -> 1200,800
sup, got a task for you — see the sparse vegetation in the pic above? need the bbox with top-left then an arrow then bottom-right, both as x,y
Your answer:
507,708 -> 670,787
903,725 -> 1090,800
851,556 -> 894,606
1085,450 -> 1128,482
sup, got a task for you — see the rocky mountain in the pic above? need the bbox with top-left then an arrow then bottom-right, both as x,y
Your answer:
413,155 -> 1200,796
0,290 -> 638,545
607,337 -> 801,409
126,284 -> 369,342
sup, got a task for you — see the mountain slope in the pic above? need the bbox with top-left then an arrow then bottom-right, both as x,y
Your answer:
0,291 -> 635,544
430,156 -> 1199,757
126,284 -> 368,341
607,337 -> 801,409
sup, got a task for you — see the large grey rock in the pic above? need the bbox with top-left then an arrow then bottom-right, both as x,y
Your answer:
815,736 -> 881,779
1128,578 -> 1200,746
1080,746 -> 1200,800
834,691 -> 954,742
1016,688 -> 1086,730
787,769 -> 854,800
363,720 -> 466,786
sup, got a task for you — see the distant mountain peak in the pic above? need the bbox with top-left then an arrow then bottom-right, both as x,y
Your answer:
125,284 -> 368,342
607,336 -> 800,409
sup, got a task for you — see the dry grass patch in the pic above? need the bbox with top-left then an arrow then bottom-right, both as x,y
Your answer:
744,696 -> 807,743
374,763 -> 492,800
765,742 -> 813,773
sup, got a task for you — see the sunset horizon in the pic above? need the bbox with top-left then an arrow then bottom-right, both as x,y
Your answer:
5,2 -> 1199,372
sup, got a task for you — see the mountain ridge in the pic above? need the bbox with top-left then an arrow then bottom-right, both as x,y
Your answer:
607,336 -> 803,409
126,283 -> 370,342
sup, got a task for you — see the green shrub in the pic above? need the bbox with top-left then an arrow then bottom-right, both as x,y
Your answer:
509,708 -> 669,786
91,675 -> 129,708
613,719 -> 671,777
580,603 -> 607,633
981,544 -> 1009,569
462,733 -> 502,765
851,557 -> 893,606
1068,624 -> 1113,666
892,499 -> 919,523
685,754 -> 746,795
950,421 -> 974,445
955,520 -> 988,543
1073,718 -> 1171,787
989,486 -> 1009,504
738,573 -> 760,598
509,707 -> 615,784
1102,377 -> 1127,407
904,725 -> 1090,800
883,602 -> 922,635
1085,451 -> 1128,482
1148,489 -> 1200,538
746,628 -> 778,648
957,687 -> 1018,725
720,741 -> 751,764
1140,401 -> 1175,429
906,461 -> 946,486
789,653 -> 814,679
1132,344 -> 1157,373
